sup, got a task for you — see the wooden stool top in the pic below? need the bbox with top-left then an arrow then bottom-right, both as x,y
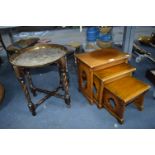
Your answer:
75,48 -> 130,68
0,83 -> 4,103
10,44 -> 67,68
105,76 -> 150,103
94,63 -> 136,82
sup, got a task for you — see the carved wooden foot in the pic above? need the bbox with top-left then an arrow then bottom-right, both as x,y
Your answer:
117,118 -> 124,124
28,103 -> 36,116
97,104 -> 104,109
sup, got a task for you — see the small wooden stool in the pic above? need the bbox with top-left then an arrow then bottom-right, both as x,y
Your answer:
102,76 -> 150,124
93,63 -> 136,108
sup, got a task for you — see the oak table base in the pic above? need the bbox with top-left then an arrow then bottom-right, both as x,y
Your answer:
13,57 -> 71,116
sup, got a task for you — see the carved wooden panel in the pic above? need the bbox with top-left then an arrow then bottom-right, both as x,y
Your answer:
102,89 -> 125,124
93,75 -> 104,108
77,60 -> 93,103
102,88 -> 147,124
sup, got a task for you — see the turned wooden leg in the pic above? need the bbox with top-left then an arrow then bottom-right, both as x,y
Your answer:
13,66 -> 36,116
58,57 -> 71,107
58,63 -> 63,89
26,70 -> 37,96
134,94 -> 144,111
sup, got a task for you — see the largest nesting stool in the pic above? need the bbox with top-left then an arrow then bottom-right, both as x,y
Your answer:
9,44 -> 71,116
75,48 -> 130,104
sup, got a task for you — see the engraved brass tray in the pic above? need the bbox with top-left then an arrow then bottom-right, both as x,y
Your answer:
10,44 -> 67,68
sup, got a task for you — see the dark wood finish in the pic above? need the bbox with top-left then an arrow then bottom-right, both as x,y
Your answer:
12,56 -> 71,116
10,44 -> 71,116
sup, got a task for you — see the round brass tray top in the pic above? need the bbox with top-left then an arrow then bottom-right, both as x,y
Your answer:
10,44 -> 67,68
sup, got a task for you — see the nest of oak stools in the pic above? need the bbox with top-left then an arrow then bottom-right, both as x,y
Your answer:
75,48 -> 150,124
75,48 -> 130,103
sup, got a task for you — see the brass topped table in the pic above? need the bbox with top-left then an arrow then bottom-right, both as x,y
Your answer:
10,44 -> 71,116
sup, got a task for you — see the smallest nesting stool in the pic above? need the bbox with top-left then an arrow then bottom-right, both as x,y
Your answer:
102,76 -> 150,124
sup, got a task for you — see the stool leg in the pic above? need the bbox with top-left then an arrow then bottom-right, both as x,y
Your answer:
13,66 -> 36,116
26,70 -> 37,96
115,103 -> 125,124
134,94 -> 144,111
59,57 -> 71,107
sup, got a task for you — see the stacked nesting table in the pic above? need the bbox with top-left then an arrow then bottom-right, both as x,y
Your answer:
75,48 -> 150,124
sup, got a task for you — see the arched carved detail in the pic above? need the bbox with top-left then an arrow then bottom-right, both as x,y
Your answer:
103,89 -> 125,124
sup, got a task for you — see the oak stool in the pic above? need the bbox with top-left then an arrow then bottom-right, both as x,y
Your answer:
93,63 -> 136,108
102,76 -> 150,124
